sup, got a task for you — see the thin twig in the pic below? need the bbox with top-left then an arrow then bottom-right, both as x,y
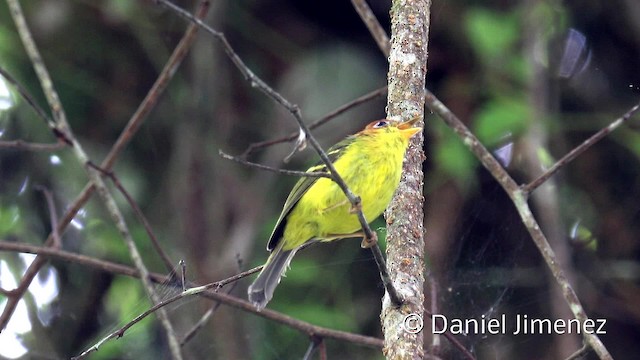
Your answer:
0,0 -> 207,337
522,101 -> 640,194
565,344 -> 590,360
241,86 -> 387,158
179,290 -> 227,346
423,89 -> 613,359
219,150 -> 332,178
425,309 -> 476,360
0,186 -> 63,327
87,162 -> 175,274
350,0 -> 391,55
157,0 -> 403,306
0,65 -> 71,145
0,241 -> 384,350
0,239 -> 383,357
180,255 -> 244,346
36,186 -> 61,248
5,2 -> 187,357
303,336 -> 325,360
180,260 -> 187,292
0,140 -> 65,152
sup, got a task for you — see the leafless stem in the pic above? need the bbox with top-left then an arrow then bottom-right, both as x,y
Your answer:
423,89 -> 613,359
381,1 -> 429,358
0,241 -> 383,353
350,0 -> 391,55
0,0 -> 209,338
180,256 -> 245,346
4,1 -> 208,357
0,140 -> 65,151
241,86 -> 387,158
522,101 -> 640,194
219,150 -> 332,179
87,162 -> 175,274
565,344 -> 590,360
156,0 -> 402,306
36,186 -> 61,248
0,65 -> 70,144
303,336 -> 326,360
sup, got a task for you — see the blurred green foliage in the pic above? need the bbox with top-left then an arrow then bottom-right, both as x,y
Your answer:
0,0 -> 639,359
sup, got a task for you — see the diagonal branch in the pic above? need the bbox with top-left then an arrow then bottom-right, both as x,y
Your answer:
241,86 -> 387,158
3,1 -> 214,358
0,0 -> 210,337
157,0 -> 403,306
352,0 -> 616,358
350,0 -> 391,55
0,241 -> 384,352
424,90 -> 613,359
0,65 -> 71,145
522,102 -> 640,194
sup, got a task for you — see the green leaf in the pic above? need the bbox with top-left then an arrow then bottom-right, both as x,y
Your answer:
435,126 -> 477,181
474,96 -> 529,146
0,205 -> 22,237
465,8 -> 519,62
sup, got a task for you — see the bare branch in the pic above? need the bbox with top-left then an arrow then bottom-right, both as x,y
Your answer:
0,65 -> 70,145
0,1 -> 208,338
350,0 -> 391,55
522,101 -> 640,194
155,0 -> 403,305
423,89 -> 613,359
0,241 -> 384,352
0,140 -> 65,152
3,1 -> 212,357
241,86 -> 387,158
87,162 -> 175,274
219,150 -> 332,179
381,1 -> 429,359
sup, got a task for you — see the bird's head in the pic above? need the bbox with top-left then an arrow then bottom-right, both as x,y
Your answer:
358,116 -> 422,140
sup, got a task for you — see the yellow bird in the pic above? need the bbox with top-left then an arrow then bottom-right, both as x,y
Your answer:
248,117 -> 422,309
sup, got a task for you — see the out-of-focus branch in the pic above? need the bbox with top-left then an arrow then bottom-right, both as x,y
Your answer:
2,1 -> 215,358
423,90 -> 613,359
350,0 -> 391,55
0,241 -> 384,352
157,0 -> 403,305
0,65 -> 71,145
0,140 -> 65,151
0,0 -> 209,338
522,102 -> 640,194
88,163 -> 175,274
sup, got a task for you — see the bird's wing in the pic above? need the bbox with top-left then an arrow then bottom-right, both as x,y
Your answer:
266,136 -> 354,251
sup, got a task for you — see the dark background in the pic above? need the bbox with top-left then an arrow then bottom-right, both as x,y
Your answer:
0,0 -> 639,359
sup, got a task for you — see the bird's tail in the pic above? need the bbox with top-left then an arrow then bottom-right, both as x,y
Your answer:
248,243 -> 297,310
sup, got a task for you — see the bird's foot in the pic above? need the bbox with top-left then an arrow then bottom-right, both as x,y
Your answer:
361,233 -> 378,248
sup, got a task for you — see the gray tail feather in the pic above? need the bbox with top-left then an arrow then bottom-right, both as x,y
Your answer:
248,245 -> 297,310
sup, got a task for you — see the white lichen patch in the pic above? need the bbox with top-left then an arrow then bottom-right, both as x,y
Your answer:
390,51 -> 417,67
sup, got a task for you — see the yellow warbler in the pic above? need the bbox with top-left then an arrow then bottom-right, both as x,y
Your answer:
248,117 -> 422,309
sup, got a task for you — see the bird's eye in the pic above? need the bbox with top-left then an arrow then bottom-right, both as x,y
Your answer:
373,120 -> 389,128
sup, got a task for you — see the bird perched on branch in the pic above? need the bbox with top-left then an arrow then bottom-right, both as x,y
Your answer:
248,117 -> 422,310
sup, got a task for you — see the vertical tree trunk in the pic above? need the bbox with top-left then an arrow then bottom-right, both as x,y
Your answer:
382,1 -> 430,359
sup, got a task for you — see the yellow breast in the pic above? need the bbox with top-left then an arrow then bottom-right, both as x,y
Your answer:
281,128 -> 410,250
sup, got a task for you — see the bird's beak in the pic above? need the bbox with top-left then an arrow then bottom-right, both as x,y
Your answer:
397,116 -> 422,140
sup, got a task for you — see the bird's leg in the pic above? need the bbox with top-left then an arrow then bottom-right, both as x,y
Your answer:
360,232 -> 378,248
321,199 -> 349,213
349,201 -> 362,214
324,231 -> 365,242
